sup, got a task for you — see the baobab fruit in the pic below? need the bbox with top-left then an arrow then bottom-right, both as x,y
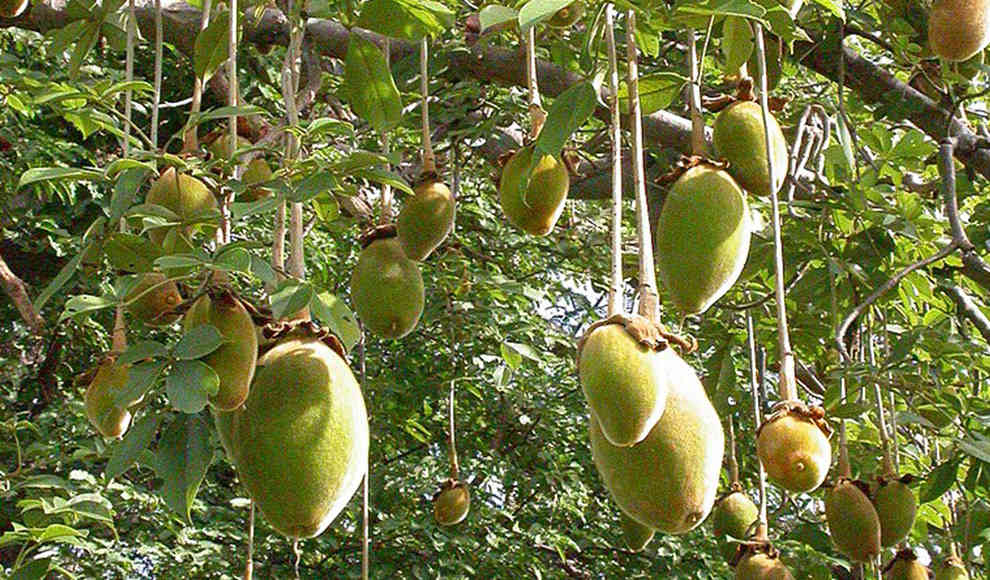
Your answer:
589,352 -> 723,534
183,293 -> 258,411
713,100 -> 788,196
874,479 -> 917,547
498,146 -> 569,236
145,167 -> 218,244
825,479 -> 882,562
756,411 -> 831,493
619,511 -> 654,552
350,237 -> 424,339
928,0 -> 990,61
83,357 -> 133,439
206,133 -> 251,161
0,0 -> 28,18
735,551 -> 794,580
711,490 -> 759,563
216,336 -> 369,538
655,164 -> 751,315
125,273 -> 182,326
885,550 -> 930,580
547,0 -> 584,27
434,481 -> 470,526
239,158 -> 274,202
396,178 -> 456,261
935,557 -> 970,580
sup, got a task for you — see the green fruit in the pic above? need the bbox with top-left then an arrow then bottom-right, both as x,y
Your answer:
434,482 -> 470,526
886,555 -> 930,580
83,358 -> 133,439
825,479 -> 882,562
756,412 -> 831,493
735,552 -> 794,580
713,100 -> 788,197
589,351 -> 723,534
935,557 -> 970,580
547,0 -> 584,27
711,491 -> 759,563
146,167 -> 218,244
350,237 -> 424,339
655,164 -> 751,315
498,146 -> 570,236
619,511 -> 654,552
396,179 -> 456,261
207,134 -> 251,161
929,0 -> 990,61
125,273 -> 182,326
874,479 -> 917,547
0,0 -> 28,18
216,337 -> 369,538
240,158 -> 274,202
183,293 -> 258,411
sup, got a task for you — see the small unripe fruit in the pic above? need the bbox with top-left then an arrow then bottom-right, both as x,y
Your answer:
929,0 -> 990,61
874,479 -> 917,547
183,293 -> 258,411
498,146 -> 569,236
125,273 -> 182,327
146,167 -> 218,244
83,358 -> 133,439
619,511 -> 654,552
434,482 -> 470,526
711,491 -> 759,563
756,411 -> 831,493
713,100 -> 788,196
396,179 -> 456,261
825,479 -> 882,562
735,551 -> 794,580
934,557 -> 970,580
350,237 -> 424,339
547,0 -> 584,28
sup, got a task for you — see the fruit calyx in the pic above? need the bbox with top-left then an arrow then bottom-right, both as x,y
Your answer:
883,548 -> 921,573
731,538 -> 779,569
575,313 -> 696,370
876,472 -> 917,486
257,319 -> 347,360
357,223 -> 398,249
433,477 -> 467,499
656,155 -> 731,187
756,400 -> 833,440
413,170 -> 445,191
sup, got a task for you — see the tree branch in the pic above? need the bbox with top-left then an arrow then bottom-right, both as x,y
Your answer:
0,253 -> 44,334
941,283 -> 990,344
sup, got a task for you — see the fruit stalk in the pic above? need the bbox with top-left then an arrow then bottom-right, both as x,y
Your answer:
830,266 -> 852,478
525,25 -> 546,139
420,37 -> 436,175
151,0 -> 163,147
244,502 -> 254,580
379,39 -> 394,225
283,0 -> 306,281
448,379 -> 460,481
604,5 -> 623,317
124,0 -> 137,156
359,335 -> 370,580
746,310 -> 769,540
727,415 -> 739,484
686,29 -> 705,156
867,325 -> 895,476
182,0 -> 213,153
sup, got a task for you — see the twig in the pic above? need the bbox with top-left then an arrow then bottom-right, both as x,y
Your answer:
942,283 -> 990,344
604,5 -> 623,317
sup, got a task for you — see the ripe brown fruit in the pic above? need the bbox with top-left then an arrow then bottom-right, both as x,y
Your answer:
434,481 -> 470,526
396,179 -> 456,261
713,100 -> 788,196
756,411 -> 831,493
498,146 -> 569,236
711,490 -> 759,563
183,293 -> 258,411
874,479 -> 917,547
735,551 -> 794,580
825,479 -> 882,562
83,357 -> 133,439
125,273 -> 182,326
145,167 -> 218,244
929,0 -> 990,61
619,511 -> 654,552
350,237 -> 424,339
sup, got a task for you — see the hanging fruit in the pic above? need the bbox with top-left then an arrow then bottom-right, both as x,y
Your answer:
873,476 -> 917,547
711,489 -> 759,563
145,167 -> 218,244
735,545 -> 794,580
498,146 -> 570,236
824,478 -> 882,563
81,356 -> 135,439
433,479 -> 470,526
619,511 -> 654,552
934,556 -> 970,580
547,0 -> 585,28
756,404 -> 831,493
125,272 -> 183,327
396,177 -> 456,261
928,0 -> 990,61
713,99 -> 788,197
350,227 -> 425,339
884,549 -> 931,580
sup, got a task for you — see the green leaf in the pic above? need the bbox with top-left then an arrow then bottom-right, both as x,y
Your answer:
479,4 -> 517,31
290,171 -> 336,203
114,361 -> 167,408
106,414 -> 161,480
500,342 -> 523,370
920,459 -> 960,503
351,168 -> 414,196
535,81 -> 597,158
959,435 -> 990,464
18,167 -> 104,189
344,35 -> 402,133
59,294 -> 115,322
36,523 -> 86,542
33,243 -> 90,310
10,557 -> 51,580
104,232 -> 163,273
311,292 -> 361,352
809,0 -> 844,20
165,360 -> 219,413
722,16 -> 754,74
193,10 -> 233,80
270,281 -> 314,319
618,72 -> 686,116
153,414 -> 213,522
518,0 -> 574,29
173,325 -> 224,361
356,0 -> 454,41
68,21 -> 101,80
117,340 -> 169,365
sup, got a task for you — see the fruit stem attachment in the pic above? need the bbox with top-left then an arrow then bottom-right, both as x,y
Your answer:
379,39 -> 394,225
182,0 -> 212,153
604,4 -> 623,318
727,414 -> 739,485
752,23 -> 795,402
420,37 -> 436,175
830,265 -> 852,479
447,379 -> 460,481
686,29 -> 706,157
867,321 -> 895,477
282,0 -> 306,284
358,332 -> 370,580
525,25 -> 546,139
151,0 -> 163,148
746,309 -> 769,541
111,306 -> 128,354
625,10 -> 660,321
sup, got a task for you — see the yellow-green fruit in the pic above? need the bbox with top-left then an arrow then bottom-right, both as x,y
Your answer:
935,558 -> 970,580
619,511 -> 654,552
207,134 -> 251,161
396,179 -> 456,261
146,167 -> 218,244
577,322 -> 669,447
239,158 -> 274,202
589,352 -> 723,534
712,491 -> 759,563
498,146 -> 570,236
735,552 -> 795,580
929,0 -> 990,61
0,0 -> 28,18
183,294 -> 258,411
125,273 -> 182,326
84,359 -> 132,439
216,337 -> 369,538
825,480 -> 882,562
547,0 -> 584,27
713,100 -> 788,197
434,483 -> 470,526
887,557 -> 930,580
655,164 -> 751,315
874,480 -> 917,547
756,412 -> 831,493
350,237 -> 424,339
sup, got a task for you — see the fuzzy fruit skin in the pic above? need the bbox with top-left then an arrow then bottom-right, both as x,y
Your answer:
216,337 -> 369,539
886,559 -> 930,580
711,491 -> 759,563
146,167 -> 218,244
350,237 -> 424,339
498,146 -> 570,236
183,294 -> 258,411
547,0 -> 584,27
619,511 -> 654,552
735,553 -> 795,580
934,559 -> 970,580
239,159 -> 274,202
929,0 -> 990,61
756,412 -> 831,493
434,484 -> 470,526
0,0 -> 28,18
713,101 -> 788,197
126,273 -> 182,326
589,352 -> 723,534
655,164 -> 751,315
825,480 -> 882,562
396,180 -> 456,261
84,359 -> 132,439
207,134 -> 251,161
578,323 -> 668,447
874,480 -> 917,547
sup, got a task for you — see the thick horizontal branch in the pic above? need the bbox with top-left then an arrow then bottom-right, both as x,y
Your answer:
942,283 -> 990,344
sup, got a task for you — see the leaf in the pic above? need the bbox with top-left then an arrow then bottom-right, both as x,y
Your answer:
173,325 -> 224,361
311,292 -> 361,353
617,72 -> 686,116
114,361 -> 167,408
350,168 -> 414,196
116,340 -> 169,365
518,0 -> 574,29
104,233 -> 163,273
722,16 -> 754,74
153,414 -> 213,522
10,557 -> 51,580
270,281 -> 314,319
959,435 -> 990,464
920,459 -> 960,503
165,360 -> 219,414
59,294 -> 115,322
193,10 -> 232,80
68,21 -> 101,80
535,81 -> 597,158
33,243 -> 90,311
479,4 -> 517,31
344,35 -> 402,133
18,167 -> 104,189
356,0 -> 454,41
106,414 -> 161,480
36,523 -> 86,542
290,171 -> 336,203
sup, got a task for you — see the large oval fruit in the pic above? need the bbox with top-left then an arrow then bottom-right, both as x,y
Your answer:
825,479 -> 882,562
83,358 -> 133,439
757,412 -> 831,493
350,237 -> 424,339
498,146 -> 569,236
183,293 -> 258,411
735,552 -> 794,580
711,490 -> 759,563
146,167 -> 218,244
125,273 -> 182,326
0,0 -> 29,18
713,100 -> 788,197
589,352 -> 723,534
619,511 -> 654,552
886,554 -> 930,580
928,0 -> 990,61
874,479 -> 917,547
396,179 -> 456,261
655,164 -> 751,315
434,482 -> 470,526
216,337 -> 369,538
547,0 -> 585,27
935,557 -> 970,580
